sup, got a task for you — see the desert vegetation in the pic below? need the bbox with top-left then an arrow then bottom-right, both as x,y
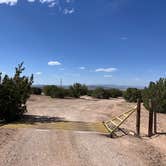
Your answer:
43,83 -> 88,98
42,85 -> 123,100
123,88 -> 142,102
142,78 -> 166,113
31,78 -> 166,114
0,62 -> 165,124
31,87 -> 42,95
89,88 -> 123,99
69,83 -> 88,98
108,88 -> 123,98
91,87 -> 110,99
0,64 -> 165,166
43,85 -> 67,98
122,78 -> 166,113
0,63 -> 33,122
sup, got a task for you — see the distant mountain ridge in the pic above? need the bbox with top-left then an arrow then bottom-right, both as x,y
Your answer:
32,84 -> 144,90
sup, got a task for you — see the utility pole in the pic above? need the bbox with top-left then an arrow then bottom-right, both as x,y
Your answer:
60,78 -> 63,87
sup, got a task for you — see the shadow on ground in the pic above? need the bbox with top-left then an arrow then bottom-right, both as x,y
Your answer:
156,132 -> 166,135
0,115 -> 108,133
19,115 -> 67,124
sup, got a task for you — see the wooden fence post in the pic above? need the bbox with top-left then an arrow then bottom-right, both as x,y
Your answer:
153,102 -> 157,134
136,98 -> 141,136
148,99 -> 153,137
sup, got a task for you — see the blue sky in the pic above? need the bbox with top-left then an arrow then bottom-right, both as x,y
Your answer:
0,0 -> 166,86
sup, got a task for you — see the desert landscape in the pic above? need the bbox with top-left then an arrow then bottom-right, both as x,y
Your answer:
1,1 -> 166,166
0,95 -> 165,166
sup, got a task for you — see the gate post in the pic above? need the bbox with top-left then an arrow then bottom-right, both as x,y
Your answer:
148,99 -> 153,137
153,102 -> 157,134
136,98 -> 141,136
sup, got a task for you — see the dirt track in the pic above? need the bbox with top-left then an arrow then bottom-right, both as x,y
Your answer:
0,95 -> 165,166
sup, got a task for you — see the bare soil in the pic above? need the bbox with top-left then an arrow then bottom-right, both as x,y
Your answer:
0,95 -> 165,166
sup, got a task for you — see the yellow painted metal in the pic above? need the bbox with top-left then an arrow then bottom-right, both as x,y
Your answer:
1,121 -> 108,133
109,120 -> 118,127
103,122 -> 113,133
116,117 -> 123,122
103,106 -> 137,135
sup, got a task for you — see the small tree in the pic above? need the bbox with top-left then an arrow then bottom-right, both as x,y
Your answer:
43,85 -> 55,96
51,87 -> 66,98
123,88 -> 142,102
87,90 -> 94,96
43,85 -> 66,98
92,87 -> 110,99
69,83 -> 88,98
31,87 -> 42,95
0,63 -> 33,122
142,78 -> 166,113
109,88 -> 123,98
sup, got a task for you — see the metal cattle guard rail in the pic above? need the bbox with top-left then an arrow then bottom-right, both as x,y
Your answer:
103,106 -> 137,136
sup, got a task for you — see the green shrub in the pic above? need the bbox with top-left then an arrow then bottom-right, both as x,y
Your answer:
92,87 -> 110,99
123,88 -> 142,102
108,88 -> 123,98
31,87 -> 42,95
63,89 -> 71,97
142,78 -> 166,113
0,63 -> 33,122
43,85 -> 54,96
87,90 -> 94,96
43,85 -> 66,98
69,83 -> 88,98
51,87 -> 66,98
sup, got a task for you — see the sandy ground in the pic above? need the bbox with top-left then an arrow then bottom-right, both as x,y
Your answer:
0,95 -> 165,166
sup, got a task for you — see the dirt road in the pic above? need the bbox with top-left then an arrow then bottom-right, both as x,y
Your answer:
0,95 -> 165,166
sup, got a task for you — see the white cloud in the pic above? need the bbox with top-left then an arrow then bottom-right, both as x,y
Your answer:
39,0 -> 59,8
48,1 -> 56,7
0,0 -> 17,6
35,72 -> 42,75
134,77 -> 141,81
0,0 -> 76,14
48,61 -> 61,66
79,67 -> 85,70
27,0 -> 35,2
40,0 -> 55,3
120,36 -> 128,40
66,0 -> 74,3
63,8 -> 75,15
104,75 -> 112,78
95,68 -> 117,72
59,68 -> 65,70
